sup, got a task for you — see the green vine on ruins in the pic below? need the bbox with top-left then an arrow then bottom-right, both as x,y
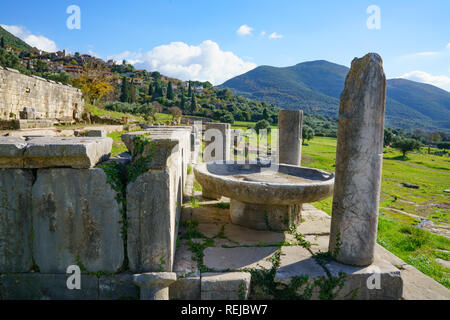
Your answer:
127,134 -> 156,183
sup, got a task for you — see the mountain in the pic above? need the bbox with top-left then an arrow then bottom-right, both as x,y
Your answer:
0,26 -> 32,52
219,60 -> 450,133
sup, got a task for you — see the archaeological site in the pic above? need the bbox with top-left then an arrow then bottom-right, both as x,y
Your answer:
0,51 -> 448,303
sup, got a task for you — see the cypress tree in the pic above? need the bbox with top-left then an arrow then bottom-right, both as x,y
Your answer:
167,82 -> 174,100
180,94 -> 186,110
148,82 -> 153,96
190,94 -> 197,113
131,84 -> 136,103
0,37 -> 5,49
120,77 -> 130,102
188,81 -> 192,97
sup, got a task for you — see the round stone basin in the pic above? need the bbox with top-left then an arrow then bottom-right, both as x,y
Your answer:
194,161 -> 334,231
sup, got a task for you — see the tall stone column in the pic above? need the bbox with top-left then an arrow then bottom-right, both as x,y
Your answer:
278,110 -> 303,166
202,122 -> 231,200
329,53 -> 387,266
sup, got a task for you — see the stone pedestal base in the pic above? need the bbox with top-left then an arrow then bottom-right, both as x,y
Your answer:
133,272 -> 177,300
230,199 -> 301,231
202,188 -> 222,200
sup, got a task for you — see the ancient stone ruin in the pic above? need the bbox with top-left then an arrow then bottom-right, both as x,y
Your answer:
0,67 -> 84,122
1,53 -> 447,300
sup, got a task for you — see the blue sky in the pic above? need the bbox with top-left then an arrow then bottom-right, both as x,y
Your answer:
1,0 -> 449,89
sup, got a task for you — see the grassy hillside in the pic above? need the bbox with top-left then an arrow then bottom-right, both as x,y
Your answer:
0,26 -> 32,52
303,136 -> 449,288
220,60 -> 450,133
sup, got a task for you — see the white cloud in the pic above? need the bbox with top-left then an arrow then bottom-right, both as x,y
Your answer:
260,31 -> 266,36
404,43 -> 450,59
120,40 -> 256,85
107,51 -> 144,65
269,32 -> 283,39
1,24 -> 58,52
237,24 -> 253,36
400,70 -> 450,91
405,51 -> 439,58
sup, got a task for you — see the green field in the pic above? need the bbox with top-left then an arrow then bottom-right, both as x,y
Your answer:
302,136 -> 450,288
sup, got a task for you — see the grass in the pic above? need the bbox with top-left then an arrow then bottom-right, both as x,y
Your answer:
108,131 -> 128,157
301,136 -> 450,288
302,137 -> 450,226
85,104 -> 146,123
377,217 -> 450,288
154,112 -> 173,123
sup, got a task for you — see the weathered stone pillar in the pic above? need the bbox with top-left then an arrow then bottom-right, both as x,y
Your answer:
329,53 -> 387,266
278,110 -> 303,166
202,122 -> 231,199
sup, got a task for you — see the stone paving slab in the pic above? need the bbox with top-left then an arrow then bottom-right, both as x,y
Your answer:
275,246 -> 327,285
400,264 -> 450,300
204,247 -> 278,271
296,206 -> 331,235
305,235 -> 330,254
173,240 -> 199,276
177,202 -> 449,300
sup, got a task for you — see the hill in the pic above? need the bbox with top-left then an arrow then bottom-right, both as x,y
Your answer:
0,26 -> 32,52
219,60 -> 450,133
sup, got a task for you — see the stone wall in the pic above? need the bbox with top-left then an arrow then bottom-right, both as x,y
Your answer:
0,67 -> 84,120
0,127 -> 196,300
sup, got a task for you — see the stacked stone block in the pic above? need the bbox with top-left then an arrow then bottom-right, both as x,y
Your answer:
0,67 -> 84,120
123,128 -> 191,273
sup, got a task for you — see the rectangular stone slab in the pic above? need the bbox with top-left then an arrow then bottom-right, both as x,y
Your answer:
127,169 -> 177,273
170,275 -> 201,300
99,274 -> 140,300
0,169 -> 33,272
32,168 -> 124,273
0,273 -> 99,300
204,247 -> 278,271
24,137 -> 112,168
275,246 -> 327,285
